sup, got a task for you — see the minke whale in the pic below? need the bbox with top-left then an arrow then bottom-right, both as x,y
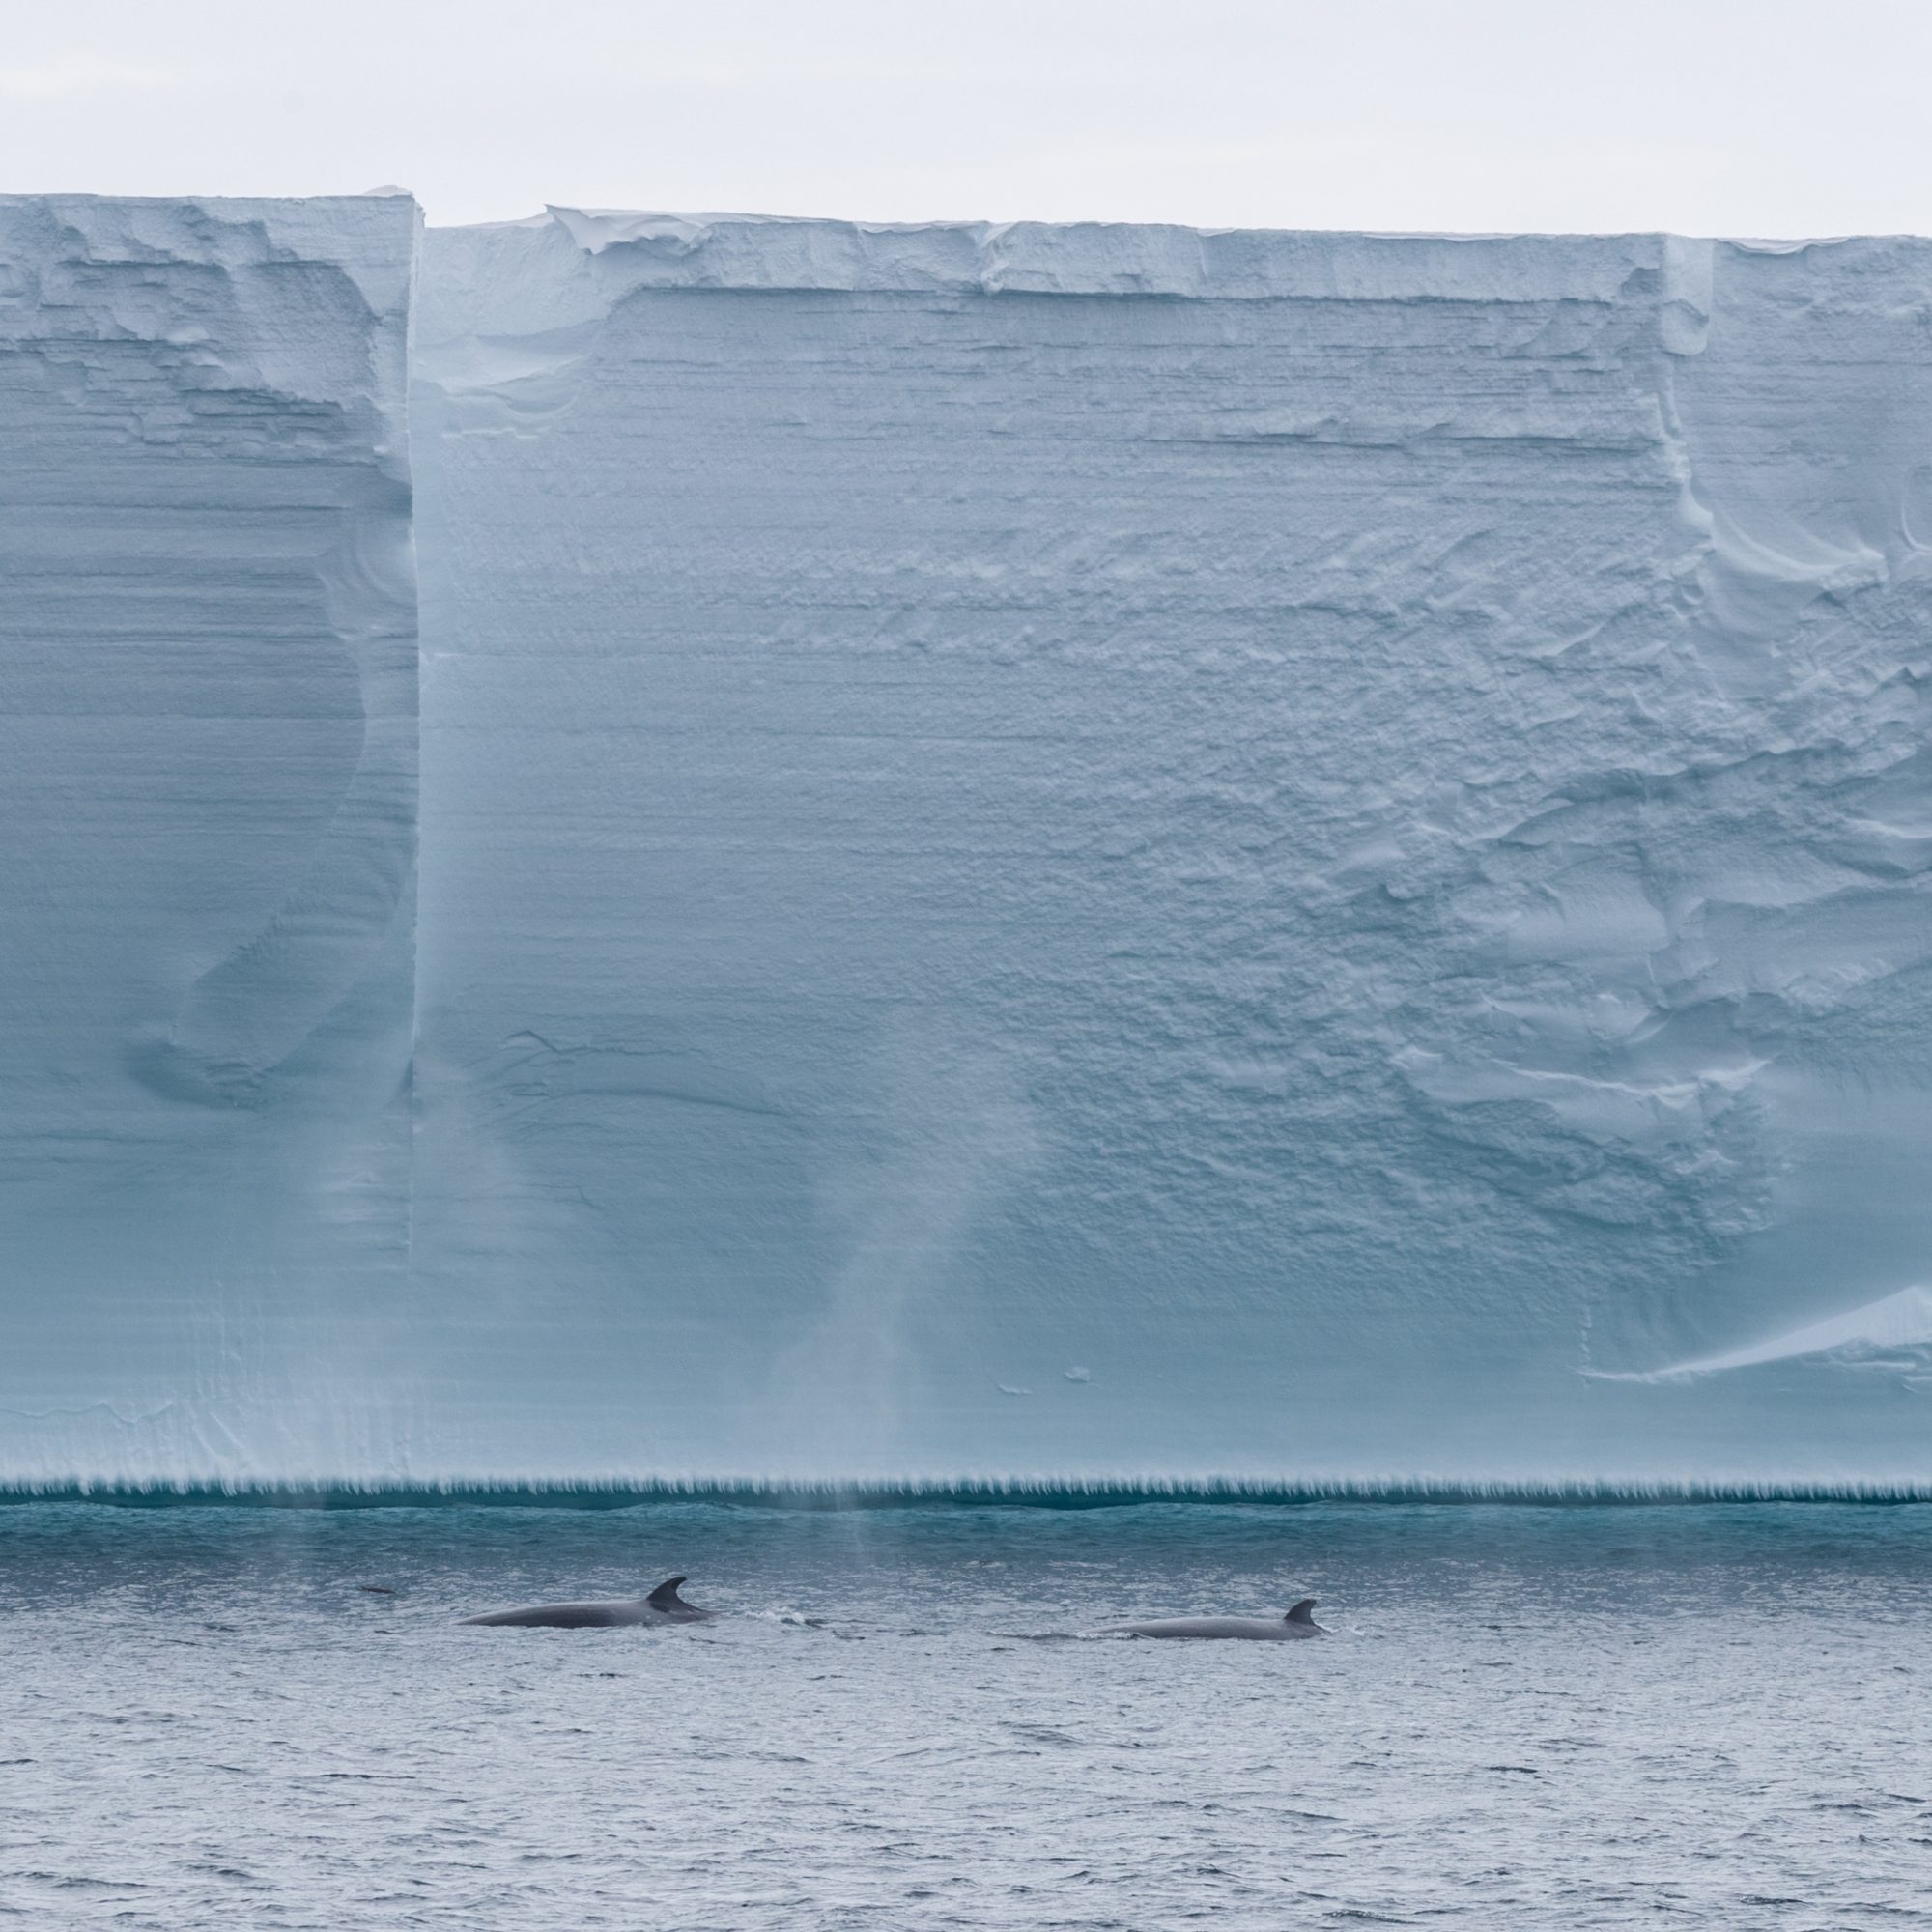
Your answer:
461,1575 -> 717,1629
1112,1597 -> 1325,1640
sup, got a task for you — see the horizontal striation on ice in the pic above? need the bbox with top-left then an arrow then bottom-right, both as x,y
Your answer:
9,203 -> 1932,1488
0,196 -> 420,1485
404,213 -> 1932,1489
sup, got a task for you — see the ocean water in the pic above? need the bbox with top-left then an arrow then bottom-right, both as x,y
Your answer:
1,1499 -> 1927,1928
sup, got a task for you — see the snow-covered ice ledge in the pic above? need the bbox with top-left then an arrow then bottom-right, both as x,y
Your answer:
453,204 -> 1696,298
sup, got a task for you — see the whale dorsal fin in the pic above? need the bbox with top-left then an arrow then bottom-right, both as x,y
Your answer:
647,1576 -> 691,1611
1285,1598 -> 1319,1625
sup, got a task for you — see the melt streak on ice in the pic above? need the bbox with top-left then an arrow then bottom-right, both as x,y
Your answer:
6,198 -> 1932,1488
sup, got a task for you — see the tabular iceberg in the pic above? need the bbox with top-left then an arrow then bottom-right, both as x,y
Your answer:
6,196 -> 1932,1490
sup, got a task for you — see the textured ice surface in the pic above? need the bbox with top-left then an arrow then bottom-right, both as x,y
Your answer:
0,196 -> 418,1479
407,213 -> 1932,1486
9,200 -> 1932,1485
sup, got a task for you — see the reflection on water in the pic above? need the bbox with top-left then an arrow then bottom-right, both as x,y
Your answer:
2,1499 -> 1928,1927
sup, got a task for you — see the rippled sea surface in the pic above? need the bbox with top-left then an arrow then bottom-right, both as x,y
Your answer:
2,1499 -> 1929,1928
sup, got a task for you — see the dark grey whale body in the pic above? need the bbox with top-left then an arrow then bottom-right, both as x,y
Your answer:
462,1576 -> 716,1629
1112,1597 -> 1325,1640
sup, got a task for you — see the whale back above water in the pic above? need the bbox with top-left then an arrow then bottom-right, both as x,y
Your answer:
462,1575 -> 716,1629
1114,1597 -> 1324,1640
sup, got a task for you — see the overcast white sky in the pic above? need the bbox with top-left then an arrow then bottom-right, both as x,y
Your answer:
2,0 -> 1928,235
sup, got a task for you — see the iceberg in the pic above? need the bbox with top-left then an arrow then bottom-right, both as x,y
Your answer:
7,198 -> 1932,1490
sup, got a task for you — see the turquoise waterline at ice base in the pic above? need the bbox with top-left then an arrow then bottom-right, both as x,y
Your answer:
6,197 -> 1932,1486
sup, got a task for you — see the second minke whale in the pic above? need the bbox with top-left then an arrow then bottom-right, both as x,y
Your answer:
462,1575 -> 717,1629
1110,1597 -> 1325,1640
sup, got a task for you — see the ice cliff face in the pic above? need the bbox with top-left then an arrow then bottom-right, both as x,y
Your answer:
0,196 -> 418,1479
7,199 -> 1932,1487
